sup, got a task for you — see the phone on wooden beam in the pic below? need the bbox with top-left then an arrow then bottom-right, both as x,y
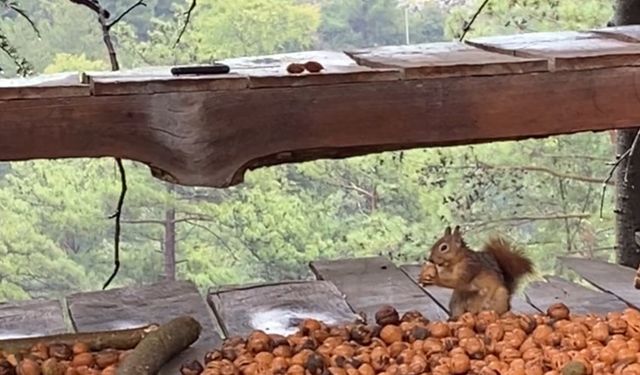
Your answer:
170,64 -> 230,76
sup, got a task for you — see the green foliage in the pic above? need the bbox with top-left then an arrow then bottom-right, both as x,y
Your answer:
0,0 -> 621,301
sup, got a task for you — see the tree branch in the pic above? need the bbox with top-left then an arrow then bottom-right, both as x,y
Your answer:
67,0 -> 145,289
106,0 -> 146,30
174,0 -> 196,47
469,213 -> 591,229
121,216 -> 214,225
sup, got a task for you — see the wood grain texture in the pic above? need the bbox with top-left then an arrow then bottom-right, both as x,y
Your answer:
208,280 -> 357,337
310,257 -> 448,321
559,257 -> 640,308
3,66 -> 640,187
346,42 -> 548,79
223,50 -> 401,88
401,264 -> 540,315
0,299 -> 70,339
0,72 -> 88,100
524,276 -> 628,315
67,280 -> 222,375
467,30 -> 640,71
592,25 -> 640,42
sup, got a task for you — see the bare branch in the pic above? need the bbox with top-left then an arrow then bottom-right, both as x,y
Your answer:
600,147 -> 633,218
103,158 -> 127,290
122,216 -> 215,225
459,0 -> 490,41
7,2 -> 40,38
623,129 -> 640,184
174,0 -> 197,48
184,219 -> 240,262
68,0 -> 110,17
106,0 -> 146,30
469,212 -> 591,229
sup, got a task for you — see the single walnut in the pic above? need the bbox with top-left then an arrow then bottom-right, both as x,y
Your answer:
418,263 -> 438,286
286,63 -> 305,74
547,303 -> 570,321
304,61 -> 324,73
181,360 -> 205,375
375,306 -> 400,326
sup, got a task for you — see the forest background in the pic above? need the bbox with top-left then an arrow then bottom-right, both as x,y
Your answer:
0,0 -> 617,300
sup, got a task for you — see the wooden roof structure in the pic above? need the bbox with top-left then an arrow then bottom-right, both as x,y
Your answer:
1,256 -> 638,374
2,25 -> 640,187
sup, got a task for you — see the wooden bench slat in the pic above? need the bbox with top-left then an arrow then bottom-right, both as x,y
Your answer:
346,42 -> 548,79
560,257 -> 640,308
208,280 -> 356,337
466,30 -> 640,71
310,257 -> 448,321
401,264 -> 540,315
591,25 -> 640,43
524,276 -> 628,315
0,299 -> 70,339
0,72 -> 88,100
67,280 -> 222,375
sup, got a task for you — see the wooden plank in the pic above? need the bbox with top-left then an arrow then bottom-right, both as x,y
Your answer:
0,72 -> 88,100
208,280 -> 357,337
89,74 -> 249,96
3,65 -> 640,188
0,299 -> 69,339
559,257 -> 640,308
84,52 -> 400,93
524,276 -> 628,315
310,257 -> 448,321
346,42 -> 548,79
401,264 -> 540,315
591,25 -> 640,43
467,30 -> 640,71
67,280 -> 222,375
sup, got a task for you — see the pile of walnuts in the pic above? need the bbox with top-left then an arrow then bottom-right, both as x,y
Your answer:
0,342 -> 130,375
181,303 -> 640,375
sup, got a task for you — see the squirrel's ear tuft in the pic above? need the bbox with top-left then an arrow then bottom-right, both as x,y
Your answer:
444,226 -> 452,236
453,225 -> 462,237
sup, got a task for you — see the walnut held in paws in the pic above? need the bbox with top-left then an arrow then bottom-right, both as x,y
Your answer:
419,262 -> 438,285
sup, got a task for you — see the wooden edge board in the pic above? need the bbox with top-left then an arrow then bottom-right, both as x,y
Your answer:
523,275 -> 629,315
558,257 -> 640,308
591,25 -> 640,43
0,298 -> 70,339
466,31 -> 640,71
345,42 -> 550,80
310,256 -> 449,322
208,280 -> 357,337
89,74 -> 250,96
246,68 -> 402,89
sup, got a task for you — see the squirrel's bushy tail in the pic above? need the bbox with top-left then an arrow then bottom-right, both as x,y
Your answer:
483,236 -> 534,294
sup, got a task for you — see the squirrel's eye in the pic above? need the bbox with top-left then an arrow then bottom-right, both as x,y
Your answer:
439,243 -> 449,252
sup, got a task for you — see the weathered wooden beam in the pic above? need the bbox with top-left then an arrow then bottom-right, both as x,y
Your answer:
1,27 -> 640,188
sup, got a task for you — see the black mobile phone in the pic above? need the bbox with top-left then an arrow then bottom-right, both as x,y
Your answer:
170,64 -> 230,76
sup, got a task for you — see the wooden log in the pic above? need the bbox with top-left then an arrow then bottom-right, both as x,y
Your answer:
0,325 -> 157,354
310,257 -> 449,321
208,280 -> 357,337
117,316 -> 201,375
67,280 -> 222,375
2,27 -> 640,187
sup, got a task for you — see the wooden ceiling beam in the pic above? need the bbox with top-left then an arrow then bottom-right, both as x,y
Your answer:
1,26 -> 640,188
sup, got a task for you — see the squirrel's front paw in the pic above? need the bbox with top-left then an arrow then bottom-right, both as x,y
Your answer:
419,262 -> 438,285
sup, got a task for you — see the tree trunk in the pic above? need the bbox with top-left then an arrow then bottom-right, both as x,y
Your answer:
614,0 -> 640,268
